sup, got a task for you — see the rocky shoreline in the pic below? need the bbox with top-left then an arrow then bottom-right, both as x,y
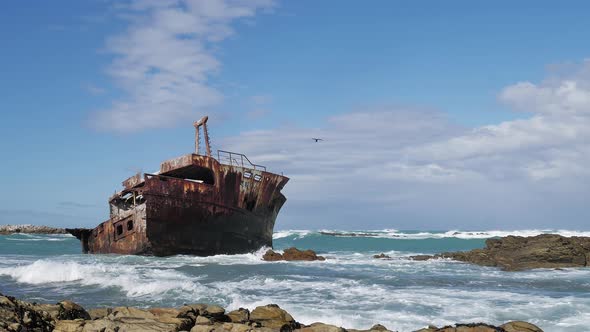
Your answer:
410,234 -> 590,271
0,293 -> 543,332
0,225 -> 66,235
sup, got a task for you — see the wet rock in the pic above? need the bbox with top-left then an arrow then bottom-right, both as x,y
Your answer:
500,321 -> 543,332
0,294 -> 56,331
262,249 -> 284,261
409,255 -> 432,261
263,248 -> 325,262
250,304 -> 297,329
177,305 -> 198,322
373,253 -> 391,259
185,303 -> 208,315
436,234 -> 590,271
58,301 -> 91,321
283,248 -> 326,261
226,308 -> 249,323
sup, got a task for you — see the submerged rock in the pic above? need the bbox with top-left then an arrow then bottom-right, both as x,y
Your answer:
373,253 -> 391,259
263,247 -> 326,261
412,234 -> 590,271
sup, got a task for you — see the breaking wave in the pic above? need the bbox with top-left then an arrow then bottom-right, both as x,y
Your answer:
3,229 -> 590,331
273,229 -> 590,240
0,259 -> 207,299
4,233 -> 73,242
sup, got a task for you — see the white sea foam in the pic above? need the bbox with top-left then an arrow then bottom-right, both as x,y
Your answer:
273,229 -> 590,240
4,229 -> 590,332
0,259 -> 207,300
273,230 -> 312,239
215,275 -> 590,331
2,233 -> 74,242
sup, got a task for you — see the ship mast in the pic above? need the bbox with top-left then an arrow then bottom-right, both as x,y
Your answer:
193,116 -> 212,157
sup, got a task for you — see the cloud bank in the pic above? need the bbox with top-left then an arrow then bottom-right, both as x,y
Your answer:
223,61 -> 590,229
92,0 -> 274,132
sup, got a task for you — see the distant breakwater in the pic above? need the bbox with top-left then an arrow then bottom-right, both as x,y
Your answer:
0,225 -> 66,235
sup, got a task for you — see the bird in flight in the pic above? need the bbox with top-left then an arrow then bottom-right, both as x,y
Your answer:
312,138 -> 323,142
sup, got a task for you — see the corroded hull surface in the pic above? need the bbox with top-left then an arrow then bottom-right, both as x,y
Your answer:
68,154 -> 288,256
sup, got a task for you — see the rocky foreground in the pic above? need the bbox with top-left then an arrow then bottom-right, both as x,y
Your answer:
0,293 -> 543,332
0,225 -> 66,235
411,234 -> 590,271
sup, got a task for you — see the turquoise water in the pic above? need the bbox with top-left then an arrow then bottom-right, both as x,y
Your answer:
1,230 -> 590,331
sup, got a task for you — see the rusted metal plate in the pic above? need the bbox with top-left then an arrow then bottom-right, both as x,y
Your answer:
122,173 -> 143,190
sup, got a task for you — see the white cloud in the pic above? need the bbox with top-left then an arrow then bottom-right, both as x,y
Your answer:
91,0 -> 274,132
221,63 -> 590,229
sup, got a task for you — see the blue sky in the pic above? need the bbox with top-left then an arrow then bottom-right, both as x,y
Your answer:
1,0 -> 590,230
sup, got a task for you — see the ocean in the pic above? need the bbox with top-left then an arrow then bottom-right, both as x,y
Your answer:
1,229 -> 590,331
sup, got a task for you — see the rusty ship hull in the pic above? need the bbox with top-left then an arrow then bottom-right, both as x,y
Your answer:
68,118 -> 289,256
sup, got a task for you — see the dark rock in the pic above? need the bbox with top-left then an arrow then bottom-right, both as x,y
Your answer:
373,253 -> 391,259
203,304 -> 225,317
409,255 -> 433,261
435,234 -> 590,271
263,248 -> 326,262
0,293 -> 56,331
57,300 -> 90,320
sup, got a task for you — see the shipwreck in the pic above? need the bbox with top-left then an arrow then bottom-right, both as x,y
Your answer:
67,116 -> 289,256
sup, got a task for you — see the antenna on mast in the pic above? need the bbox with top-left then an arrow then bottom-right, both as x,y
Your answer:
193,116 -> 211,157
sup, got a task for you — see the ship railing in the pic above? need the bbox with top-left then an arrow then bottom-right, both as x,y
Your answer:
217,150 -> 267,171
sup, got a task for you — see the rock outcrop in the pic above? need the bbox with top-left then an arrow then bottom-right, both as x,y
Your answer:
263,248 -> 326,262
411,234 -> 590,271
0,292 -> 544,332
415,322 -> 543,332
373,253 -> 391,259
0,224 -> 67,235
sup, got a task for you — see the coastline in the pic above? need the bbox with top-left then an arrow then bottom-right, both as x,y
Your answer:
0,293 -> 543,332
3,231 -> 589,330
